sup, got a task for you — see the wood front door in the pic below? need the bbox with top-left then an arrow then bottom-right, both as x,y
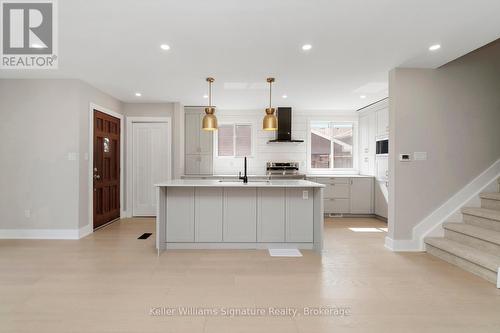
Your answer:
93,110 -> 121,229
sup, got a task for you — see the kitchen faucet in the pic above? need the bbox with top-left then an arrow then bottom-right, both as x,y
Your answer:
239,156 -> 248,183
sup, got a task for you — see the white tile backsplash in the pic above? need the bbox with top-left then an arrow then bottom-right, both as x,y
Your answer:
212,109 -> 358,175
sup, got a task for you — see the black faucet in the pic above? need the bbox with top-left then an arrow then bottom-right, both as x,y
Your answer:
239,156 -> 248,184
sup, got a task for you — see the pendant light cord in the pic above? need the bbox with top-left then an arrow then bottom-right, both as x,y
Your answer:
209,80 -> 212,107
269,80 -> 272,108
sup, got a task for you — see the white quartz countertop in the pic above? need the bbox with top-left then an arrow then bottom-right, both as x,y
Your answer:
307,174 -> 374,178
155,179 -> 325,188
182,174 -> 374,179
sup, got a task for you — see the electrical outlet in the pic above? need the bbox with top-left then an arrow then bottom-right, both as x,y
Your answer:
24,209 -> 31,218
302,190 -> 309,200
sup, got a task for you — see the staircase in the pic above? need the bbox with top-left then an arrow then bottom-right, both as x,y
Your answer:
424,179 -> 500,286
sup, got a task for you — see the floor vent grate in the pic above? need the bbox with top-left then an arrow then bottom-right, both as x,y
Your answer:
138,233 -> 152,240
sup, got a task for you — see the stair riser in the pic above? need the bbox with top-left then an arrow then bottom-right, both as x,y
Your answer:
444,229 -> 500,257
463,214 -> 500,232
426,244 -> 497,284
481,198 -> 500,211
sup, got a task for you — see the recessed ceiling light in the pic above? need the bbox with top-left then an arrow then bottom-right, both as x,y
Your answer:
429,44 -> 441,51
203,94 -> 208,99
302,44 -> 312,51
360,95 -> 367,99
160,44 -> 170,50
282,94 -> 288,99
135,92 -> 142,97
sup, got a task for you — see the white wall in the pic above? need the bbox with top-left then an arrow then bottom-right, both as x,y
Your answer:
212,109 -> 357,175
388,40 -> 500,241
0,79 -> 123,232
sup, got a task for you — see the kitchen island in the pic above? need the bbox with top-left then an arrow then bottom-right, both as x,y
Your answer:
155,179 -> 325,254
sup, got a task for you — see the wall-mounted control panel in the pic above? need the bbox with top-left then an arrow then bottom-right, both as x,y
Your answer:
399,153 -> 411,162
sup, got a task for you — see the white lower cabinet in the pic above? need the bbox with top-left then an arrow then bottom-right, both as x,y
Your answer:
166,187 -> 195,242
375,180 -> 388,218
312,177 -> 374,214
195,188 -> 223,242
164,187 -> 317,244
350,178 -> 374,214
324,198 -> 350,213
257,188 -> 286,242
286,188 -> 314,242
223,188 -> 257,242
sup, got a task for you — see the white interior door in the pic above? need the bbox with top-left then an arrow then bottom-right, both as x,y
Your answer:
132,122 -> 171,216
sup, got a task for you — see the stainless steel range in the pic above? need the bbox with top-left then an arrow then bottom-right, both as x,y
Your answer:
266,162 -> 305,179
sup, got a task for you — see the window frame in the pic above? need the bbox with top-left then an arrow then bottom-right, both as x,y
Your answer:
214,122 -> 254,158
307,119 -> 358,174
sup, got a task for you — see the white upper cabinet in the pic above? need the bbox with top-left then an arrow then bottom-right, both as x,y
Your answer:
376,107 -> 389,138
359,111 -> 376,175
185,108 -> 213,175
185,112 -> 201,155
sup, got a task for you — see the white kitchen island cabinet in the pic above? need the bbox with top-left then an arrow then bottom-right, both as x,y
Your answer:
155,180 -> 325,254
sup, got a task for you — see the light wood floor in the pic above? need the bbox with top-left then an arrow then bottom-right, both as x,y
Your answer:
1,217 -> 499,332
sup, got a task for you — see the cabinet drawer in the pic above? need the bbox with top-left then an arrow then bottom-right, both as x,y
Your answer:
324,183 -> 350,199
324,198 -> 350,214
315,177 -> 350,185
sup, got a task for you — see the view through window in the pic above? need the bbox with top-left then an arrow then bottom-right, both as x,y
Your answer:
310,122 -> 353,169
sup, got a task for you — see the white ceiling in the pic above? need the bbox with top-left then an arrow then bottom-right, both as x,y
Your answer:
1,0 -> 499,110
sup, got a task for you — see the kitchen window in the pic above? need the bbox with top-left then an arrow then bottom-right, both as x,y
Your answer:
216,124 -> 252,157
310,121 -> 354,170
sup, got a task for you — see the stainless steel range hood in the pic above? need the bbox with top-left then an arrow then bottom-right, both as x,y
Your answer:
268,107 -> 304,143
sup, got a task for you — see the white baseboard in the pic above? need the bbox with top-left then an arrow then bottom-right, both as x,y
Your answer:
78,224 -> 93,238
384,236 -> 422,252
412,158 -> 500,250
0,224 -> 94,240
0,228 -> 80,240
165,242 -> 314,250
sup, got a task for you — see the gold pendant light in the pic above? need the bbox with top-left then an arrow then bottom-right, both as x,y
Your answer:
202,77 -> 217,131
263,77 -> 278,131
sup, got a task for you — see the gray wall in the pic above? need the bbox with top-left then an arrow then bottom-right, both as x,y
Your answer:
388,40 -> 500,240
0,79 -> 122,230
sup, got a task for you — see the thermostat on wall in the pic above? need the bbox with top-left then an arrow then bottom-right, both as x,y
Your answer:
399,153 -> 411,162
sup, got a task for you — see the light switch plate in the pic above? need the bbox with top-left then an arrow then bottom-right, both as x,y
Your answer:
414,152 -> 427,161
302,190 -> 309,200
